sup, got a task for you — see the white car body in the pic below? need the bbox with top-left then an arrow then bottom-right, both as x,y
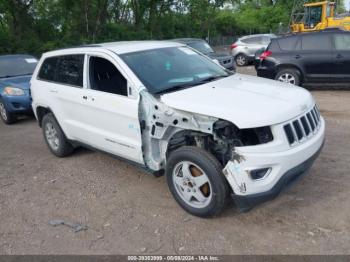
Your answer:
30,41 -> 325,212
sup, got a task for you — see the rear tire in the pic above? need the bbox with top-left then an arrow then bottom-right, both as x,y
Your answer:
275,68 -> 301,86
166,146 -> 229,218
0,98 -> 16,125
42,113 -> 74,157
235,54 -> 248,66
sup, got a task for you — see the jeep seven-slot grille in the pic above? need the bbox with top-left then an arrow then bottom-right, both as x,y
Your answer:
284,106 -> 321,145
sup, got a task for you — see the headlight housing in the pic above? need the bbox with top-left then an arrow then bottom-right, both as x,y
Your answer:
4,86 -> 25,96
212,59 -> 220,65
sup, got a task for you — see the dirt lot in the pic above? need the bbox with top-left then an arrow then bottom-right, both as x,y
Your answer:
1,67 -> 350,255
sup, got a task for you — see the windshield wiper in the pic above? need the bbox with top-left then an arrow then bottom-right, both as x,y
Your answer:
156,75 -> 229,95
195,75 -> 228,84
156,82 -> 196,95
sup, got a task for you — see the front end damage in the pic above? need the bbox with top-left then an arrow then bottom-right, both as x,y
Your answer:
138,90 -> 273,169
223,111 -> 325,212
139,90 -> 325,211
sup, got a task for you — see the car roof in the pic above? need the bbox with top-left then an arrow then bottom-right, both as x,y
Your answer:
43,41 -> 185,57
0,54 -> 35,60
171,38 -> 205,44
275,27 -> 348,40
240,34 -> 276,40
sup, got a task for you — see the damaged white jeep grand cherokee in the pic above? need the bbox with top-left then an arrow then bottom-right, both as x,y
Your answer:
30,41 -> 325,217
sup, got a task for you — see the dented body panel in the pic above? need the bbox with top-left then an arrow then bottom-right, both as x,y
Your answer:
138,89 -> 217,171
223,117 -> 325,198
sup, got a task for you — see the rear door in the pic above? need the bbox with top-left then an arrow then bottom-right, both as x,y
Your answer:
299,33 -> 334,82
36,54 -> 87,140
332,32 -> 350,82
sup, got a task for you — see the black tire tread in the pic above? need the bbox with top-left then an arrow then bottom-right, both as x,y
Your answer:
0,98 -> 16,125
42,113 -> 74,157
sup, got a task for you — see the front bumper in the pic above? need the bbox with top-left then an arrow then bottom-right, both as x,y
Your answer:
232,140 -> 324,212
2,94 -> 32,114
223,117 -> 325,211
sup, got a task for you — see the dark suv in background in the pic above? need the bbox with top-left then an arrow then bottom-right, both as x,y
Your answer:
172,38 -> 235,71
256,29 -> 350,86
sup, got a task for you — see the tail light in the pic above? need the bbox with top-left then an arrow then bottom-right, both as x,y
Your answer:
260,50 -> 272,60
230,44 -> 237,50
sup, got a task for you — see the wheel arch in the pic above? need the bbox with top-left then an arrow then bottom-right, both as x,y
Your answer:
275,64 -> 304,83
36,106 -> 53,127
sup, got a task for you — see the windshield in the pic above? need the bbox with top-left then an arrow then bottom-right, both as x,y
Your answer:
187,41 -> 214,55
303,6 -> 322,28
0,55 -> 38,78
121,47 -> 231,94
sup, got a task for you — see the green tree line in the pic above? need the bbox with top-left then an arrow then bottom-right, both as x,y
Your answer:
0,0 -> 345,55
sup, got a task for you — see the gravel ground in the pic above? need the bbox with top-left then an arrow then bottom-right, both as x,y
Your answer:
0,66 -> 350,255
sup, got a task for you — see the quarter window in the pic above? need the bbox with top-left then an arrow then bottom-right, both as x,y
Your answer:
38,57 -> 59,82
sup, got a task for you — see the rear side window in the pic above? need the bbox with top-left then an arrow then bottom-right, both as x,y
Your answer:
38,57 -> 59,82
302,34 -> 331,50
277,36 -> 301,51
241,37 -> 262,44
38,55 -> 84,87
56,55 -> 84,87
334,34 -> 350,50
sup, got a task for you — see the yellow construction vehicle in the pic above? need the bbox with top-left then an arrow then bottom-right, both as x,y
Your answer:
290,1 -> 350,33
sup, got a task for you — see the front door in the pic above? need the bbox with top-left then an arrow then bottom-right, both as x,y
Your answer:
76,53 -> 144,164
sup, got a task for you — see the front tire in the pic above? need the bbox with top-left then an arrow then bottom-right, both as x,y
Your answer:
275,68 -> 301,86
0,99 -> 16,125
166,146 -> 229,218
42,113 -> 74,157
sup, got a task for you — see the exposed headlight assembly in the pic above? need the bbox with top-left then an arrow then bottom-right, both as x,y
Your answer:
4,86 -> 25,96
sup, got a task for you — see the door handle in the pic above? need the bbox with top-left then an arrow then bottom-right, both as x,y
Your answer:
82,96 -> 87,100
49,89 -> 58,93
294,54 -> 301,59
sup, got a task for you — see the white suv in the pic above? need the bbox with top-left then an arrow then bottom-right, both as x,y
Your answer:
30,41 -> 325,217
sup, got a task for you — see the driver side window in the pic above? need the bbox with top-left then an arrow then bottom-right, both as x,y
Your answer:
89,56 -> 128,96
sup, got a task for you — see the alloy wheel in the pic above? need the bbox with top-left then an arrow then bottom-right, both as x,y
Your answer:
278,73 -> 296,85
45,122 -> 60,151
236,55 -> 246,66
172,161 -> 212,208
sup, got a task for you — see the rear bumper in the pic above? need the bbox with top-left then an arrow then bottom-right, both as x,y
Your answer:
2,95 -> 32,114
231,140 -> 324,212
256,66 -> 276,80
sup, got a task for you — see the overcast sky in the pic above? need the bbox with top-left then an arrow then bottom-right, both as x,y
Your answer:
345,0 -> 350,11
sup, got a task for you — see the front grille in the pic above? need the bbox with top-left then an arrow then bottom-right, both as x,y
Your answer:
283,105 -> 321,145
222,59 -> 232,65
